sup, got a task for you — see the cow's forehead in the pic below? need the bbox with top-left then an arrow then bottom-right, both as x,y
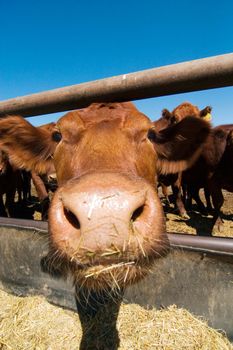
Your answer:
57,102 -> 152,130
172,102 -> 199,118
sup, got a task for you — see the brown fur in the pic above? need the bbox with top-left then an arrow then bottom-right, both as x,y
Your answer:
172,102 -> 212,122
0,119 -> 57,218
153,102 -> 212,218
0,116 -> 56,174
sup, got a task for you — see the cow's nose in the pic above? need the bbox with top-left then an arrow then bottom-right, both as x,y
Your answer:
49,173 -> 168,264
61,186 -> 146,231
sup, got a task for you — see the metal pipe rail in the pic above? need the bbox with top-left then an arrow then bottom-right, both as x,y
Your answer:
1,217 -> 233,256
0,53 -> 233,117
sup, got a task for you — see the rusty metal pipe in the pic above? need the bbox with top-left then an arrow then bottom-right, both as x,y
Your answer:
169,233 -> 233,256
0,53 -> 233,117
0,217 -> 48,232
0,217 -> 233,255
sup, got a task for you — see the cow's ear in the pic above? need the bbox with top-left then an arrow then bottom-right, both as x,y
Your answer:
162,109 -> 172,120
200,105 -> 212,116
150,116 -> 210,174
200,106 -> 212,122
0,116 -> 57,174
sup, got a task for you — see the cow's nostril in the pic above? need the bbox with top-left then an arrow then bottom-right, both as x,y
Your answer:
131,205 -> 145,222
64,208 -> 81,230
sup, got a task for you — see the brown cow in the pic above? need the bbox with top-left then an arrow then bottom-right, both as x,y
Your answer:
154,102 -> 212,218
0,102 -> 210,311
182,124 -> 233,234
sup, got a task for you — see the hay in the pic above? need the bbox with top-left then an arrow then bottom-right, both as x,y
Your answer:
0,289 -> 232,350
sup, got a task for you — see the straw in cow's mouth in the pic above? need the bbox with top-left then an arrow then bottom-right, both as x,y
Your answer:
84,261 -> 135,278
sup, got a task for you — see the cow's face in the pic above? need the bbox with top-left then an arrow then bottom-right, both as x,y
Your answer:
155,103 -> 212,128
0,102 -> 210,292
49,103 -> 168,290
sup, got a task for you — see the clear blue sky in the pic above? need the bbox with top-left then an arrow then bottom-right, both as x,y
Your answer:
1,0 -> 233,126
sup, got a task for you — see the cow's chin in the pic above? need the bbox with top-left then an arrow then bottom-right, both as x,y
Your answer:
71,258 -> 153,292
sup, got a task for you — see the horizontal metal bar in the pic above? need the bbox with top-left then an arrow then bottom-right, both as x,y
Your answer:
169,233 -> 233,256
0,53 -> 233,117
0,217 -> 232,255
0,217 -> 48,232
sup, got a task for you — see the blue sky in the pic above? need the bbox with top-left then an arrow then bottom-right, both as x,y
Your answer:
1,0 -> 233,126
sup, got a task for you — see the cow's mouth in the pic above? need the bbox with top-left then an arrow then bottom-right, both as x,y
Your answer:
42,237 -> 169,291
71,258 -> 152,291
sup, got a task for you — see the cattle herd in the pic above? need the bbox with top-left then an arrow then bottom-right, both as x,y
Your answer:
0,101 -> 232,294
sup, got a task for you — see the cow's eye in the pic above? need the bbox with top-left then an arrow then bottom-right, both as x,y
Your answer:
147,129 -> 157,143
52,131 -> 62,142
